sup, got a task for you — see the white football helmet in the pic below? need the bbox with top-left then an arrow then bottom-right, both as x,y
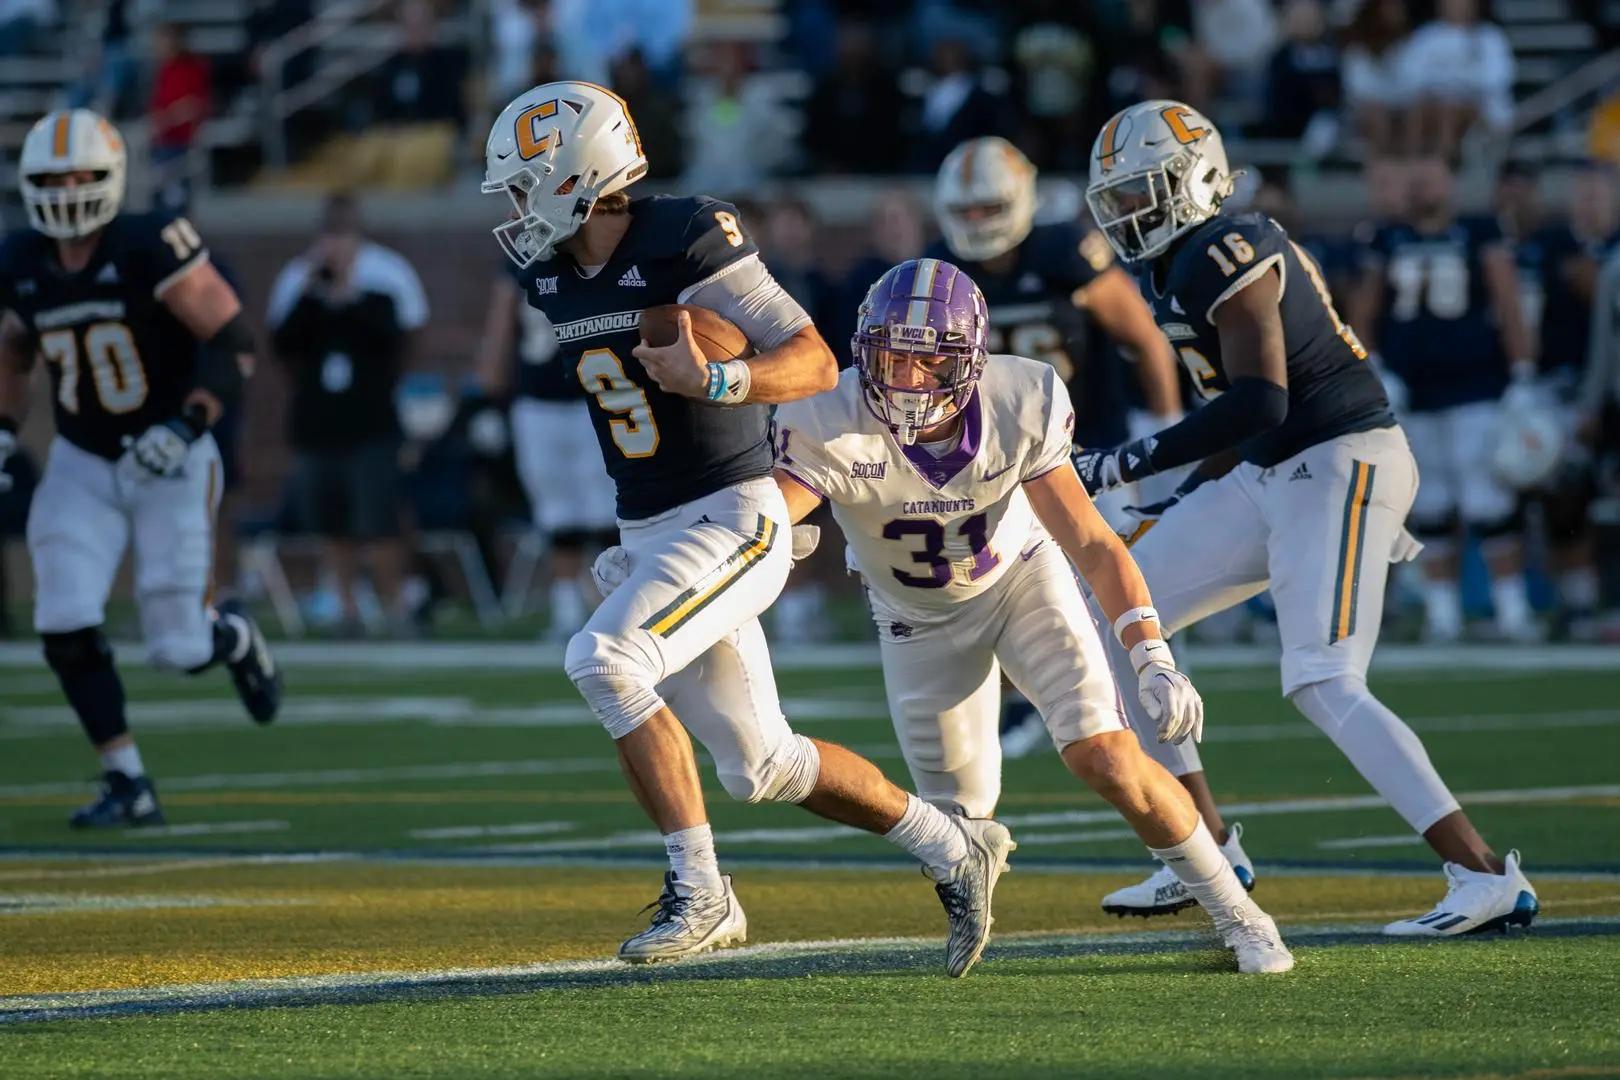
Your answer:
482,81 -> 649,267
1086,100 -> 1236,263
18,109 -> 126,240
1493,387 -> 1565,490
934,136 -> 1037,262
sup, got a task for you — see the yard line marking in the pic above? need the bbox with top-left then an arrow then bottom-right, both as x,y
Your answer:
124,820 -> 290,839
1001,828 -> 1140,847
0,854 -> 345,883
0,893 -> 309,916
4,641 -> 1620,672
409,821 -> 575,841
2,916 -> 1615,1025
1317,835 -> 1427,851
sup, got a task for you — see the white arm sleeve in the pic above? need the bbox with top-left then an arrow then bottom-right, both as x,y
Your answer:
680,252 -> 813,351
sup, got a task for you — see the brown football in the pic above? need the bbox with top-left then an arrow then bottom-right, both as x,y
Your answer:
640,304 -> 754,361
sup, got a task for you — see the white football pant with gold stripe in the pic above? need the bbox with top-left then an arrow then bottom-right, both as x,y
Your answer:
565,476 -> 806,803
29,434 -> 223,670
1103,424 -> 1462,833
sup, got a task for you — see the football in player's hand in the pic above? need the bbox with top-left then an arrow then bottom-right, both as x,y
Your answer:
640,304 -> 754,362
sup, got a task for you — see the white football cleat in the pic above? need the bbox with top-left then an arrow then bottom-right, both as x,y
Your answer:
1214,902 -> 1295,974
928,817 -> 1016,978
618,872 -> 748,963
1102,822 -> 1256,917
1383,850 -> 1539,937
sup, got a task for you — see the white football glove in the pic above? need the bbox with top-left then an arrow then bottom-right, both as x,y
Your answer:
0,425 -> 15,494
125,419 -> 197,479
1131,639 -> 1204,745
590,523 -> 823,601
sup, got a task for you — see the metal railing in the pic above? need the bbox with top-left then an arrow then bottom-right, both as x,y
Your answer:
1466,46 -> 1620,164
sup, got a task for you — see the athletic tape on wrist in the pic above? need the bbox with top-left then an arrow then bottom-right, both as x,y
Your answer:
1112,605 -> 1160,643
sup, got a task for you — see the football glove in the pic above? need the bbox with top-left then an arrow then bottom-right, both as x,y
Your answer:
0,421 -> 16,494
126,416 -> 203,479
1131,639 -> 1204,745
1072,437 -> 1155,497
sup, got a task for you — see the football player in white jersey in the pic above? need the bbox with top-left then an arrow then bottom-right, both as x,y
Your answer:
1075,100 -> 1537,936
770,257 -> 1293,974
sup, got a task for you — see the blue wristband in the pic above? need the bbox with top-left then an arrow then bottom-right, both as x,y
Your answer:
705,361 -> 726,401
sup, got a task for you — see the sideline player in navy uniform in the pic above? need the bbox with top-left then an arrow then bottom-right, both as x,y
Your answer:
0,109 -> 280,828
1074,100 -> 1538,936
483,81 -> 1014,975
474,260 -> 615,640
929,135 -> 1184,757
1351,155 -> 1540,643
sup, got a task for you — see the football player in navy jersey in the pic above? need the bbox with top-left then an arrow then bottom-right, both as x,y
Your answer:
483,81 -> 1014,974
1072,101 -> 1538,936
1351,155 -> 1540,643
474,261 -> 615,641
929,136 -> 1184,756
0,110 -> 280,829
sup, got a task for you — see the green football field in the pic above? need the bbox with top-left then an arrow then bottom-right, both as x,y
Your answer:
2,641 -> 1618,1078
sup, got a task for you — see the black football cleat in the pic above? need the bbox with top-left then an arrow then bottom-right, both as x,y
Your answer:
69,771 -> 165,829
217,599 -> 282,724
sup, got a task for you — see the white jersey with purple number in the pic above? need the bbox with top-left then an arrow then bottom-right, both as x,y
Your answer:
774,353 -> 1076,616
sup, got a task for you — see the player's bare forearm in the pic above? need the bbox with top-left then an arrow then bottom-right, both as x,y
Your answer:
161,259 -> 242,339
1078,269 -> 1181,416
742,326 -> 838,404
1024,464 -> 1161,648
1483,245 -> 1534,366
773,468 -> 824,523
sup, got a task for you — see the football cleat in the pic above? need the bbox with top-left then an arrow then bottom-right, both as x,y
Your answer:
618,872 -> 748,964
1102,821 -> 1255,917
69,771 -> 164,829
217,599 -> 281,725
1214,902 -> 1295,974
1383,850 -> 1539,937
928,817 -> 1016,978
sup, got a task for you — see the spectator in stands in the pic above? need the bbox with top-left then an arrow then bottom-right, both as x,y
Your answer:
1399,0 -> 1514,156
1007,4 -> 1096,172
802,19 -> 904,174
348,0 -> 468,189
909,31 -> 1013,173
1263,0 -> 1341,152
832,188 -> 929,364
1095,0 -> 1199,112
682,42 -> 791,193
760,198 -> 834,342
266,194 -> 429,636
551,0 -> 692,87
1191,0 -> 1279,114
1341,0 -> 1414,155
611,48 -> 684,181
489,0 -> 547,106
148,22 -> 211,212
0,0 -> 51,56
65,0 -> 134,118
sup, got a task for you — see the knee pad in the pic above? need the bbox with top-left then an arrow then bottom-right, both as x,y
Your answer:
566,630 -> 664,739
720,733 -> 821,805
42,626 -> 113,677
1288,676 -> 1459,832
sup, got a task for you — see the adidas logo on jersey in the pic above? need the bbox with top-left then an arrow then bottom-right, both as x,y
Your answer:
1289,462 -> 1313,482
617,265 -> 646,287
96,263 -> 119,284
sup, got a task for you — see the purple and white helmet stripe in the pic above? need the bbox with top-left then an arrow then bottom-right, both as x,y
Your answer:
852,258 -> 989,445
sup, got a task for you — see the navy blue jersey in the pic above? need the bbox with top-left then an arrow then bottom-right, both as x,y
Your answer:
1524,222 -> 1618,381
517,195 -> 774,519
928,220 -> 1129,446
1144,211 -> 1394,467
0,211 -> 208,460
505,261 -> 576,401
1364,215 -> 1510,410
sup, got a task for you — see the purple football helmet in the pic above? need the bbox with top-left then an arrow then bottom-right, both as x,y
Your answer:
852,258 -> 990,445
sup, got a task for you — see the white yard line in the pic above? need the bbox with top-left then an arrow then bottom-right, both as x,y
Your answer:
0,893 -> 310,915
124,820 -> 290,839
2,915 -> 1615,1023
0,853 -> 345,883
408,821 -> 575,840
1316,835 -> 1428,851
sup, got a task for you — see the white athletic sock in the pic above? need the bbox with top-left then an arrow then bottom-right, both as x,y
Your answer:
663,824 -> 724,894
885,794 -> 969,875
1422,580 -> 1464,640
1149,819 -> 1252,923
100,742 -> 145,779
1491,575 -> 1534,636
549,578 -> 587,635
